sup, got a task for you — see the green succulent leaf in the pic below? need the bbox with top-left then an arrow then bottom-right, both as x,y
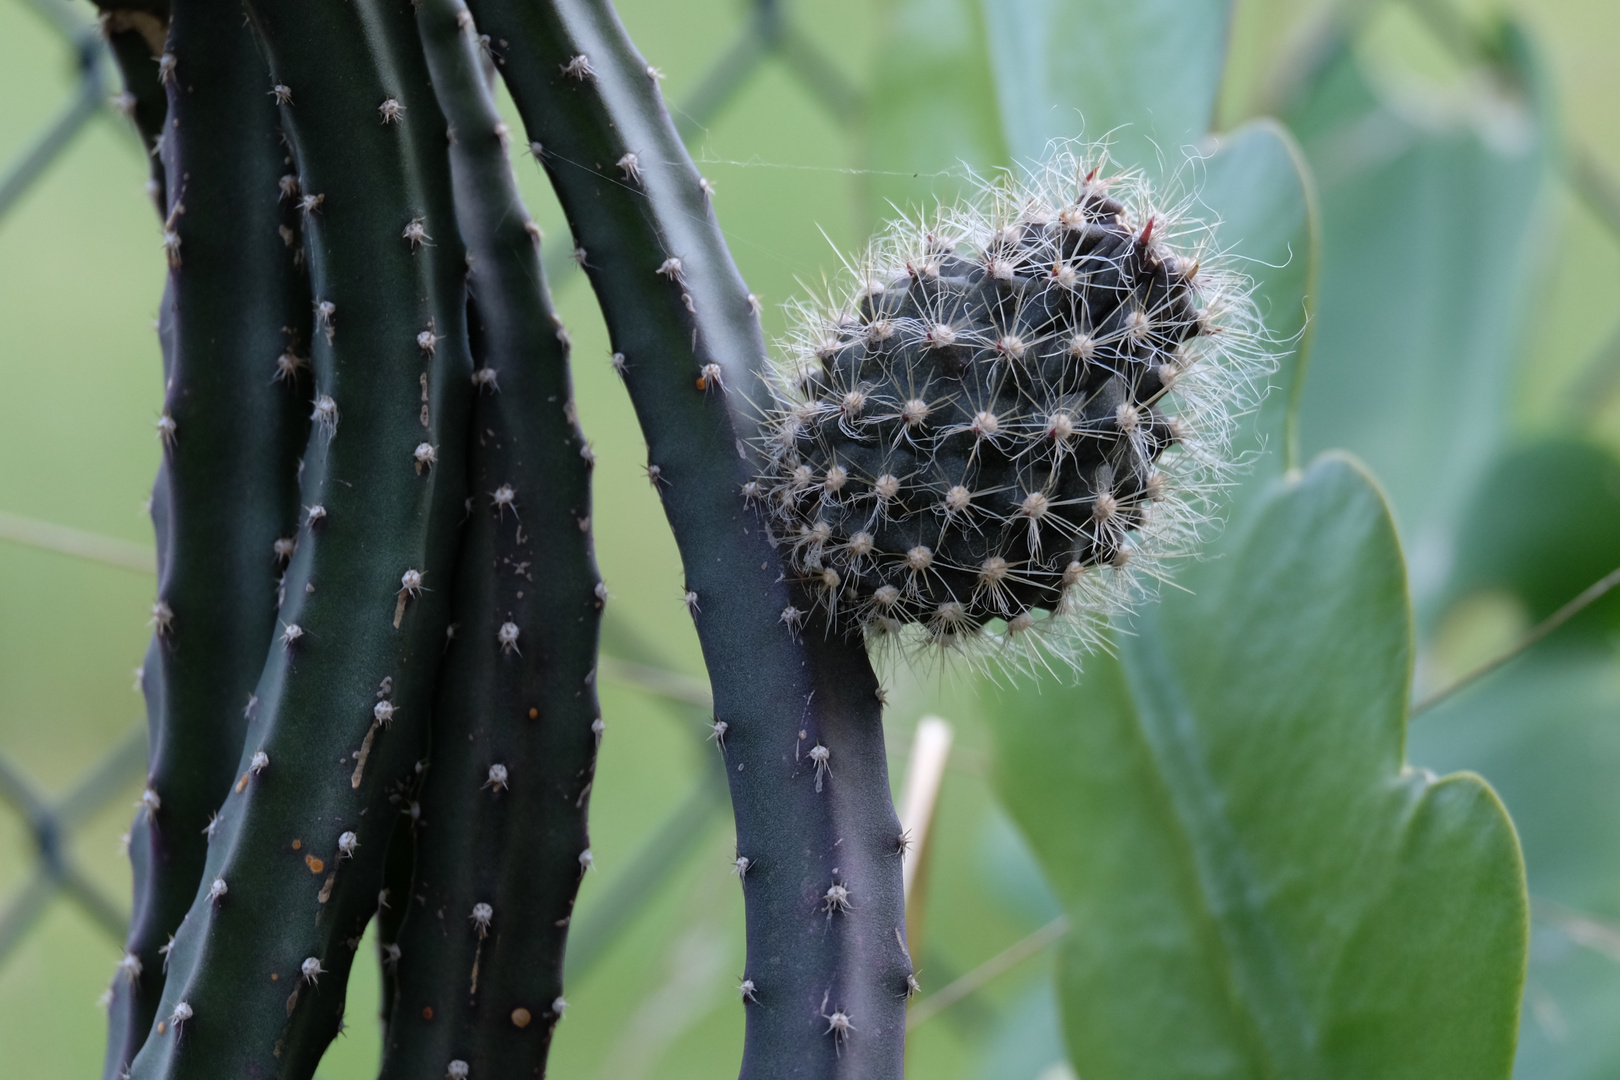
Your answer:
992,456 -> 1529,1080
1284,24 -> 1554,612
1412,643 -> 1620,1080
1424,438 -> 1620,911
1412,435 -> 1620,1078
978,0 -> 1236,174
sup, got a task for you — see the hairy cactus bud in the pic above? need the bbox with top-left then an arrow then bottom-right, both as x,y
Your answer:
760,146 -> 1265,663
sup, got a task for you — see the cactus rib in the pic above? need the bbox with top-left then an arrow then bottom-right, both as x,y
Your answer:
379,3 -> 604,1075
108,43 -> 174,1078
111,64 -> 173,1079
126,0 -> 472,1073
463,0 -> 910,1073
102,2 -> 311,1075
96,5 -> 171,211
374,767 -> 422,1043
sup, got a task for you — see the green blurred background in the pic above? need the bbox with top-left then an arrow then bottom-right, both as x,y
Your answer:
2,0 -> 1617,1075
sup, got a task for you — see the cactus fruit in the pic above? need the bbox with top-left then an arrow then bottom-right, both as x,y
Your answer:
761,153 -> 1264,666
102,1 -> 312,1075
463,0 -> 911,1074
377,0 -> 603,1075
126,0 -> 472,1073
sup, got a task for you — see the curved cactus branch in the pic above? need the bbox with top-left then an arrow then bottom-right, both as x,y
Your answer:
378,1 -> 603,1075
102,0 -> 311,1074
96,5 -> 170,210
105,28 -> 173,1065
127,0 -> 472,1072
462,0 -> 911,1074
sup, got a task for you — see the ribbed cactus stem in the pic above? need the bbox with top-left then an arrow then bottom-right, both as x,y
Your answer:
121,147 -> 175,1080
379,4 -> 604,1075
96,4 -> 171,210
374,769 -> 421,1041
126,0 -> 472,1073
463,0 -> 910,1074
102,2 -> 311,1076
115,135 -> 175,1080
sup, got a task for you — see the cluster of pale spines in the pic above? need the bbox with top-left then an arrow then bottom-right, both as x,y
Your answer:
757,145 -> 1268,670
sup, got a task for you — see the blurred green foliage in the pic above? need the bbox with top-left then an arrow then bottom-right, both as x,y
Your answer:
1285,19 -> 1553,617
980,0 -> 1233,173
3,0 -> 1620,1077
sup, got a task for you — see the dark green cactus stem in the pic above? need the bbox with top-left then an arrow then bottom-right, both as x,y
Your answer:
465,0 -> 910,1074
380,4 -> 604,1075
126,0 -> 472,1073
123,170 -> 175,1080
103,2 -> 311,1076
375,768 -> 421,1040
99,0 -> 175,662
96,5 -> 170,210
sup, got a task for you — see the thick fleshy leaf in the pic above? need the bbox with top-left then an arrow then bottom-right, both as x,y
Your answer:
979,0 -> 1235,174
992,456 -> 1528,1080
1411,435 -> 1620,1079
1411,644 -> 1620,1080
863,0 -> 1009,222
1284,25 -> 1553,609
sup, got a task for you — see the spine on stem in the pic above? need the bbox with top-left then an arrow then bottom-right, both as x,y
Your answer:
463,0 -> 910,1074
379,2 -> 603,1075
127,0 -> 472,1073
